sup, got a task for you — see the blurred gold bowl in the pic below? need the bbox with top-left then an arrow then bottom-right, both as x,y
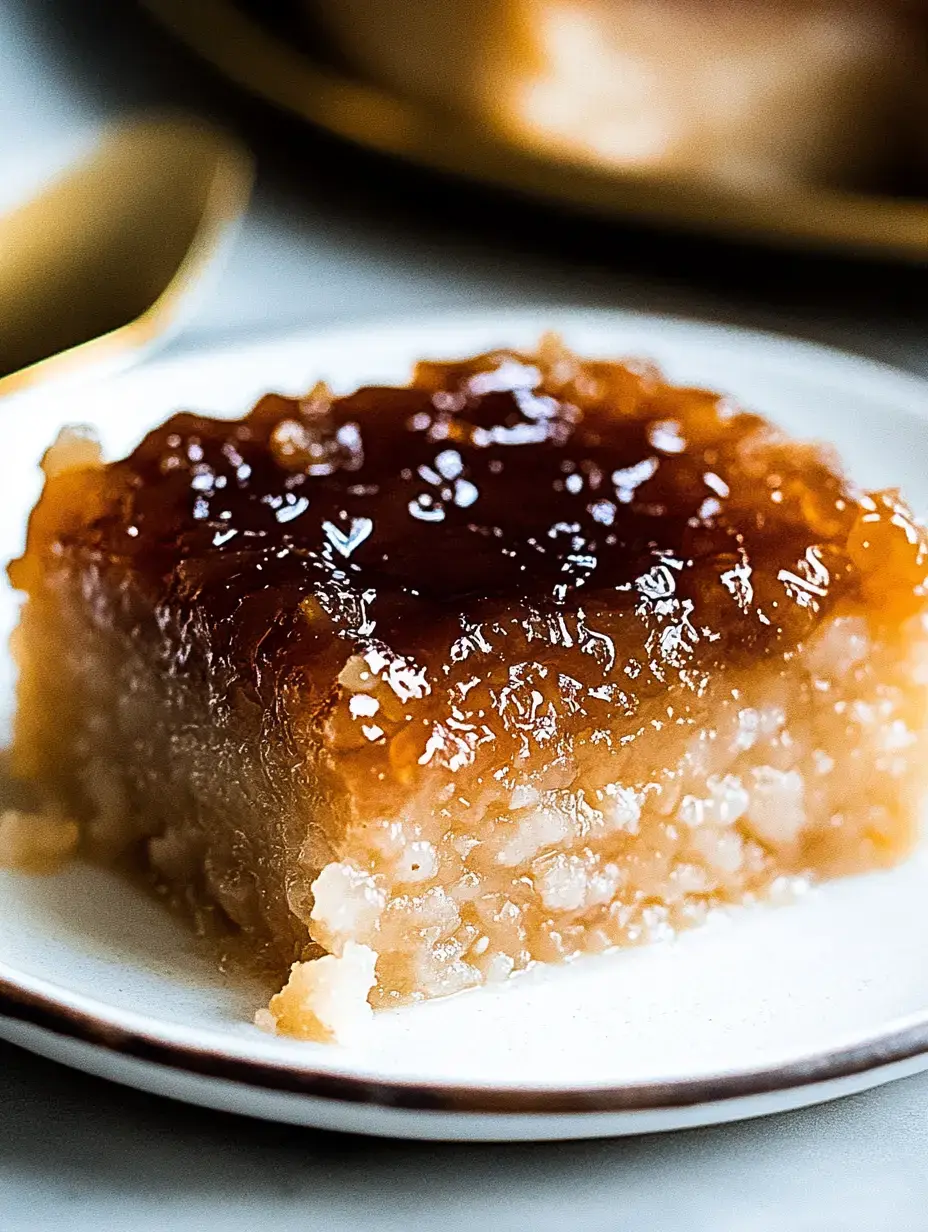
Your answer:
317,0 -> 923,190
142,0 -> 928,260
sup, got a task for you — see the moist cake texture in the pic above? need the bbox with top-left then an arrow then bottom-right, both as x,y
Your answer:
9,337 -> 928,1041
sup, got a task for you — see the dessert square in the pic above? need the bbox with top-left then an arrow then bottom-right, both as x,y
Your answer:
9,337 -> 928,1042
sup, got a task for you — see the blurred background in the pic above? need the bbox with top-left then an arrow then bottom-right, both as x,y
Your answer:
3,2 -> 928,1229
148,0 -> 928,244
3,0 -> 927,377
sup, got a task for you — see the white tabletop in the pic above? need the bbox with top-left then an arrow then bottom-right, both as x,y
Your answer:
3,4 -> 928,1228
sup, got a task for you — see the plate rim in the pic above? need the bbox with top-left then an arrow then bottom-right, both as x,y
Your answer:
4,965 -> 928,1115
4,305 -> 928,1120
8,303 -> 928,421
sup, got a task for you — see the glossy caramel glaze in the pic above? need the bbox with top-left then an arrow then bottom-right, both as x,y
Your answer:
23,338 -> 926,696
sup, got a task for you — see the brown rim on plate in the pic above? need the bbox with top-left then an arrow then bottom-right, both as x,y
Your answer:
2,968 -> 928,1115
139,0 -> 928,263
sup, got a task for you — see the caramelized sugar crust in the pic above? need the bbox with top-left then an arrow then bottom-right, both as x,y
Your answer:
10,338 -> 928,1029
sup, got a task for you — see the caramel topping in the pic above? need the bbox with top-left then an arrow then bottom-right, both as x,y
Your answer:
19,341 -> 928,774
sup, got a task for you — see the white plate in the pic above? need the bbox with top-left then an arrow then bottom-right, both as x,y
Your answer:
3,308 -> 928,1142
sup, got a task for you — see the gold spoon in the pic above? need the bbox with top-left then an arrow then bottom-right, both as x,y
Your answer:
0,114 -> 254,399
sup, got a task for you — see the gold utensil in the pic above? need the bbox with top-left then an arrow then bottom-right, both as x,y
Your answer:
0,114 -> 254,399
141,0 -> 928,264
